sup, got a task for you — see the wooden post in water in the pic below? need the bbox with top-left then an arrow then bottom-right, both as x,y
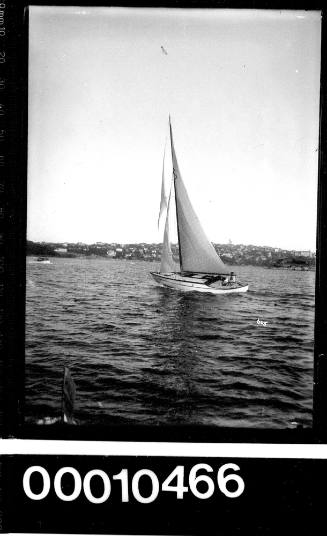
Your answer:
61,366 -> 76,424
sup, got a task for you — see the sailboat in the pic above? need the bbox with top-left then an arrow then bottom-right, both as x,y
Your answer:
150,118 -> 249,295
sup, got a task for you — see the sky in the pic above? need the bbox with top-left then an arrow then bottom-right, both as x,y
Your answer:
28,7 -> 321,250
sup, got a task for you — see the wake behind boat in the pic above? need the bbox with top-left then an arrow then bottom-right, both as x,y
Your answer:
151,118 -> 248,295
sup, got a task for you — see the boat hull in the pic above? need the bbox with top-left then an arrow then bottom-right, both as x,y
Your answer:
150,272 -> 248,294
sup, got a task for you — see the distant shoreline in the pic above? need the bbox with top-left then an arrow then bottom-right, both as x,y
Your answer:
26,237 -> 316,271
26,254 -> 315,271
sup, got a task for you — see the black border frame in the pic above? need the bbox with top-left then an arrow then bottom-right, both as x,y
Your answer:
2,1 -> 327,443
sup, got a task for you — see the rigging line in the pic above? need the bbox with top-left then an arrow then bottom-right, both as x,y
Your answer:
158,134 -> 169,229
169,117 -> 183,272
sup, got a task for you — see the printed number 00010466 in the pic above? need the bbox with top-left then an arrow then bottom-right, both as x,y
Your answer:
23,463 -> 245,504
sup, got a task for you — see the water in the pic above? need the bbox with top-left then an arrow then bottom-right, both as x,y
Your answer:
25,258 -> 315,428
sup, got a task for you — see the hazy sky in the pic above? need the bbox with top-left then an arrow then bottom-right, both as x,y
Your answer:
28,7 -> 321,250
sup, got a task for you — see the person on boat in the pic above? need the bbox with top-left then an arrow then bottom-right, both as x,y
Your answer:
230,272 -> 236,283
222,276 -> 230,286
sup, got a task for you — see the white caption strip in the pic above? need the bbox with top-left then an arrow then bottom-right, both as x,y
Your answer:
0,439 -> 327,459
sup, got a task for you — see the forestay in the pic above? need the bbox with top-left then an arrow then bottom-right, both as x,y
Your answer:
160,187 -> 179,273
158,141 -> 169,229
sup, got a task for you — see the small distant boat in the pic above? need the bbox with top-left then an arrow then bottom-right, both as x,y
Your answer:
36,256 -> 51,264
151,118 -> 248,295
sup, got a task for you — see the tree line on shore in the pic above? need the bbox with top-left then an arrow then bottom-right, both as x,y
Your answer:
26,240 -> 315,270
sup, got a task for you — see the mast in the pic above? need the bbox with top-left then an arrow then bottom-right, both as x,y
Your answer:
169,116 -> 183,273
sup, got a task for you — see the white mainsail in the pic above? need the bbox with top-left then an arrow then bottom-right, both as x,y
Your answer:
169,120 -> 227,274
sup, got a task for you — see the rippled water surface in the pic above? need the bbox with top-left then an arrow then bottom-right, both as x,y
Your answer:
25,258 -> 315,428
